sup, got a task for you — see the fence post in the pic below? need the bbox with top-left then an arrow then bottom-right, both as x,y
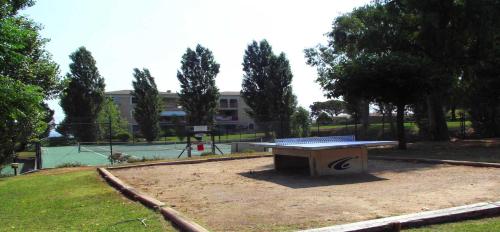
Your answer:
317,121 -> 320,136
187,134 -> 192,157
108,116 -> 113,163
460,112 -> 466,139
35,142 -> 42,169
211,132 -> 216,154
354,118 -> 358,140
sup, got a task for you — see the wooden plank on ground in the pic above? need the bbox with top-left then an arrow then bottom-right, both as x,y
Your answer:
370,156 -> 500,168
300,201 -> 500,232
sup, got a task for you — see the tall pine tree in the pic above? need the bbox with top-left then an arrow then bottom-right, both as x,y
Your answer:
241,40 -> 274,137
241,40 -> 296,138
132,68 -> 161,142
60,47 -> 105,142
177,44 -> 220,125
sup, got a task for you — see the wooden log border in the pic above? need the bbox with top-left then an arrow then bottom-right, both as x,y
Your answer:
97,155 -> 273,231
370,156 -> 500,168
300,201 -> 500,232
97,167 -> 209,232
97,154 -> 499,232
106,153 -> 273,170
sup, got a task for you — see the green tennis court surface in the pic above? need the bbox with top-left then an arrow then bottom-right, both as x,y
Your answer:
41,143 -> 232,168
0,163 -> 25,176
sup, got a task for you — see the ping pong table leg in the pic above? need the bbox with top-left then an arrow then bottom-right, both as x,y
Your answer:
308,155 -> 318,176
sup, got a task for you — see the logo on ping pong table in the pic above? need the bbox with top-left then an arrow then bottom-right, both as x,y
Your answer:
327,156 -> 359,170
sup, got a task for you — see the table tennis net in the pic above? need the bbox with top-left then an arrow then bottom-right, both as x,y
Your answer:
275,135 -> 355,145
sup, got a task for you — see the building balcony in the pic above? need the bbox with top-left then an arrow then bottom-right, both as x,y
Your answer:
215,115 -> 238,121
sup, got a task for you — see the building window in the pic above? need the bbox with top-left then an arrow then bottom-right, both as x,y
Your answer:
229,99 -> 237,108
131,97 -> 138,104
219,99 -> 228,108
163,97 -> 178,109
216,110 -> 238,121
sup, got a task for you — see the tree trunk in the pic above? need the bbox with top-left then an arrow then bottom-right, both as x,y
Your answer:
450,106 -> 456,121
381,112 -> 385,138
396,104 -> 407,150
389,113 -> 395,138
361,100 -> 370,135
426,94 -> 449,141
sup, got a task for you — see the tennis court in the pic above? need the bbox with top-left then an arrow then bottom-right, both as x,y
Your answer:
41,142 -> 232,168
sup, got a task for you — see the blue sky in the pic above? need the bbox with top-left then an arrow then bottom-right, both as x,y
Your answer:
22,0 -> 370,123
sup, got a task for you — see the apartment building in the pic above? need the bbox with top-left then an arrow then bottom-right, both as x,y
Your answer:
105,90 -> 255,132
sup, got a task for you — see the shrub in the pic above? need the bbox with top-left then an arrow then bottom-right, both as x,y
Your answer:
115,132 -> 131,142
44,137 -> 75,147
0,173 -> 14,178
200,152 -> 215,156
127,155 -> 162,163
108,152 -> 130,164
55,162 -> 84,168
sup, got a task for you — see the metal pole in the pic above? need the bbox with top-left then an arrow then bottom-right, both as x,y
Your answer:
187,135 -> 192,157
211,131 -> 216,154
108,116 -> 113,161
460,113 -> 463,138
35,142 -> 42,169
317,121 -> 320,136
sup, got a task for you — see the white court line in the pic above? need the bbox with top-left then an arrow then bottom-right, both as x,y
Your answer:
80,146 -> 110,159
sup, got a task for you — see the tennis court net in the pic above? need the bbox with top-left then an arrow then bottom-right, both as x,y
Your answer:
78,142 -> 187,153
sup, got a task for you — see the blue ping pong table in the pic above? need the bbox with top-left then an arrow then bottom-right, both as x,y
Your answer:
251,136 -> 397,176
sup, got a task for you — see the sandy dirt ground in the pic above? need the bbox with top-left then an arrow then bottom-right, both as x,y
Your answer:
111,158 -> 500,231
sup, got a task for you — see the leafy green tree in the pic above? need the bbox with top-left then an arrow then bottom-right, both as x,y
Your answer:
393,0 -> 463,141
0,76 -> 47,167
60,47 -> 105,142
132,68 -> 162,142
305,4 -> 430,148
316,112 -> 332,125
0,0 -> 34,19
310,100 -> 345,118
269,53 -> 296,138
291,107 -> 311,137
0,0 -> 59,154
242,40 -> 296,138
241,40 -> 274,137
97,97 -> 128,140
460,0 -> 500,136
39,102 -> 54,138
172,117 -> 186,142
177,44 -> 220,126
0,4 -> 60,98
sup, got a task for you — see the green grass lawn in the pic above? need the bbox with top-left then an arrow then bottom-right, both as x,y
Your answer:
406,216 -> 500,231
0,168 -> 173,232
16,151 -> 36,158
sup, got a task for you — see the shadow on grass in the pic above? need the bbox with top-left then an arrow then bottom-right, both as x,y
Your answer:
238,169 -> 387,189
